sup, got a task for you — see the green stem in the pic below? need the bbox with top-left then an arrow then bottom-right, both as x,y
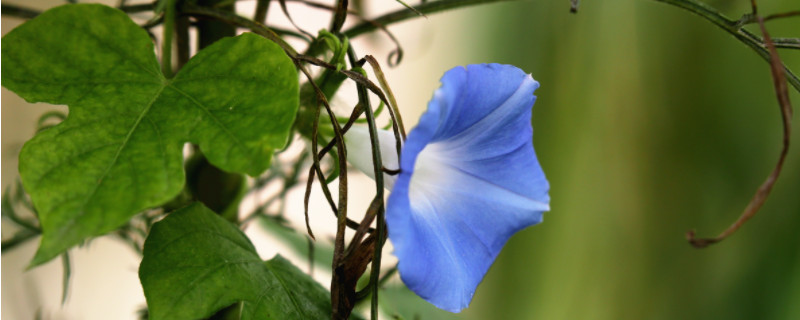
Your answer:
162,0 -> 175,77
1,230 -> 39,254
254,0 -> 270,24
176,14 -> 191,69
5,214 -> 38,233
342,0 -> 514,38
654,0 -> 800,93
338,0 -> 800,93
273,26 -> 313,42
348,47 -> 387,320
773,38 -> 800,50
61,252 -> 71,305
330,0 -> 349,33
120,2 -> 156,13
196,0 -> 237,49
2,194 -> 40,233
364,56 -> 406,140
377,265 -> 397,288
181,3 -> 298,57
1,4 -> 40,19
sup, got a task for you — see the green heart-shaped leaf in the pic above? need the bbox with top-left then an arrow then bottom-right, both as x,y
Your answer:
1,4 -> 298,266
139,203 -> 331,319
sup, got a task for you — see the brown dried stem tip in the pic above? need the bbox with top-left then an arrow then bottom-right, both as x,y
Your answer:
687,0 -> 793,249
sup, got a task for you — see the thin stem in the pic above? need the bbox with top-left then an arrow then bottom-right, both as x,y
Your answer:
764,10 -> 800,22
240,195 -> 281,225
354,263 -> 398,301
737,10 -> 800,25
241,149 -> 309,226
195,0 -> 237,49
162,0 -> 175,77
364,55 -> 406,140
330,0 -> 349,32
299,81 -> 361,239
315,103 -> 379,233
2,196 -> 40,233
291,52 -> 351,320
343,0 -> 514,38
175,14 -> 191,69
141,14 -> 165,29
276,0 -> 315,39
254,0 -> 270,24
182,3 -> 298,57
2,230 -> 39,253
294,54 -> 404,154
120,2 -> 157,13
308,236 -> 316,276
304,166 -> 320,240
348,47 -> 387,320
345,196 -> 382,262
688,0 -> 793,248
272,26 -> 314,42
1,4 -> 41,19
378,265 -> 397,288
282,0 -> 407,65
61,252 -> 71,305
5,215 -> 39,233
773,38 -> 800,50
114,230 -> 143,255
653,0 -> 800,93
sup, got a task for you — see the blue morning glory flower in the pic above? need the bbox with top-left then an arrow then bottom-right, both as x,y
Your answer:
346,63 -> 550,313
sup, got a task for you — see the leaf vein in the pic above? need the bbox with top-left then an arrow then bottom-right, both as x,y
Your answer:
31,141 -> 120,187
150,228 -> 257,259
142,116 -> 170,193
163,259 -> 262,317
264,261 -> 307,318
63,85 -> 166,234
58,19 -> 161,79
165,85 -> 249,162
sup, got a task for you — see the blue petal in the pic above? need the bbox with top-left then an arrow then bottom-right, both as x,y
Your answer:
386,64 -> 549,312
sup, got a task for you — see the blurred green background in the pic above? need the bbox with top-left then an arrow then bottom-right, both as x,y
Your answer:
453,1 -> 800,319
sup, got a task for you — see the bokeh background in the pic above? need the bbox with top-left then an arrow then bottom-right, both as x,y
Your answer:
2,0 -> 799,319
464,1 -> 800,319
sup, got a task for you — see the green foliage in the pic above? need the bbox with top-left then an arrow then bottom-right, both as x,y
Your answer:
139,203 -> 331,320
1,4 -> 298,266
379,285 -> 461,320
260,215 -> 334,268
